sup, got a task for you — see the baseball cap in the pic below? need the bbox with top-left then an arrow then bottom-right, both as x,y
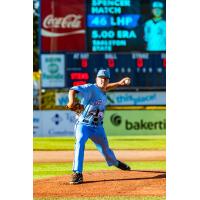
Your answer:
97,69 -> 110,79
152,1 -> 164,8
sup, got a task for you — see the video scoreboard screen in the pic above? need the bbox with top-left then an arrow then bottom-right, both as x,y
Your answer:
40,0 -> 166,89
86,0 -> 142,52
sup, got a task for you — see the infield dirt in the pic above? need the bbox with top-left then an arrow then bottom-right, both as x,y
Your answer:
34,170 -> 166,198
33,150 -> 165,163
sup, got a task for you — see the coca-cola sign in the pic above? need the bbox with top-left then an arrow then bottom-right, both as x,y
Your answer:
41,0 -> 86,51
43,14 -> 82,29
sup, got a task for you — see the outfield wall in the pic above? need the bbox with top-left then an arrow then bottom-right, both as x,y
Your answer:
33,110 -> 165,137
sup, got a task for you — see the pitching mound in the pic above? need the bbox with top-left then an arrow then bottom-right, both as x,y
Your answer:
34,170 -> 166,198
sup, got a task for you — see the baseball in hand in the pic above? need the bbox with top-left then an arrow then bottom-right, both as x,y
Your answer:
125,78 -> 131,85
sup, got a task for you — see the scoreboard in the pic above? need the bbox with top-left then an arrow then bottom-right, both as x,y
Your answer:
66,52 -> 166,89
40,0 -> 166,90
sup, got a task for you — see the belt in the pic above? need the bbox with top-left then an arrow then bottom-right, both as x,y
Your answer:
82,119 -> 103,125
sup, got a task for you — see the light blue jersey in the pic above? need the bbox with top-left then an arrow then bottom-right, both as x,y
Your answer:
71,83 -> 107,126
144,19 -> 166,51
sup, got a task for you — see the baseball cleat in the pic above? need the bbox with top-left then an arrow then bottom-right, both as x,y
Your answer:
116,160 -> 131,171
69,172 -> 83,184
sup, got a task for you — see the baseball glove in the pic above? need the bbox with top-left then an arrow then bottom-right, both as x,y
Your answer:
66,103 -> 84,115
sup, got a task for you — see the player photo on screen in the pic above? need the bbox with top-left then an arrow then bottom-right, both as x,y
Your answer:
144,1 -> 166,51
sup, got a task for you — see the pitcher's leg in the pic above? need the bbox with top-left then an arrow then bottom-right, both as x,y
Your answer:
72,123 -> 89,173
89,126 -> 118,166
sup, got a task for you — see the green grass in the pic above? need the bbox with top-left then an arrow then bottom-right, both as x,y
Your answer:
33,161 -> 166,179
34,196 -> 165,200
33,136 -> 166,151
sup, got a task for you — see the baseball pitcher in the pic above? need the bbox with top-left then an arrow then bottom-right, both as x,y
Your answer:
66,69 -> 131,184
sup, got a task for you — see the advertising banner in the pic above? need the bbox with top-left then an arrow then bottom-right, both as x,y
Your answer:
104,110 -> 166,135
55,91 -> 166,106
34,110 -> 165,137
41,0 -> 86,51
33,110 -> 77,137
33,111 -> 42,136
41,111 -> 77,136
41,54 -> 65,88
107,91 -> 166,106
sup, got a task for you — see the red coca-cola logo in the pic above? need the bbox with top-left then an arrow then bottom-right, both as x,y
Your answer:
43,14 -> 82,29
41,0 -> 86,51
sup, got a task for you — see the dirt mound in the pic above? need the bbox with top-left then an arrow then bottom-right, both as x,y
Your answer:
34,170 -> 166,198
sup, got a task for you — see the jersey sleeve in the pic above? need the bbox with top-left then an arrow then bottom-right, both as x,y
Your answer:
70,84 -> 93,100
